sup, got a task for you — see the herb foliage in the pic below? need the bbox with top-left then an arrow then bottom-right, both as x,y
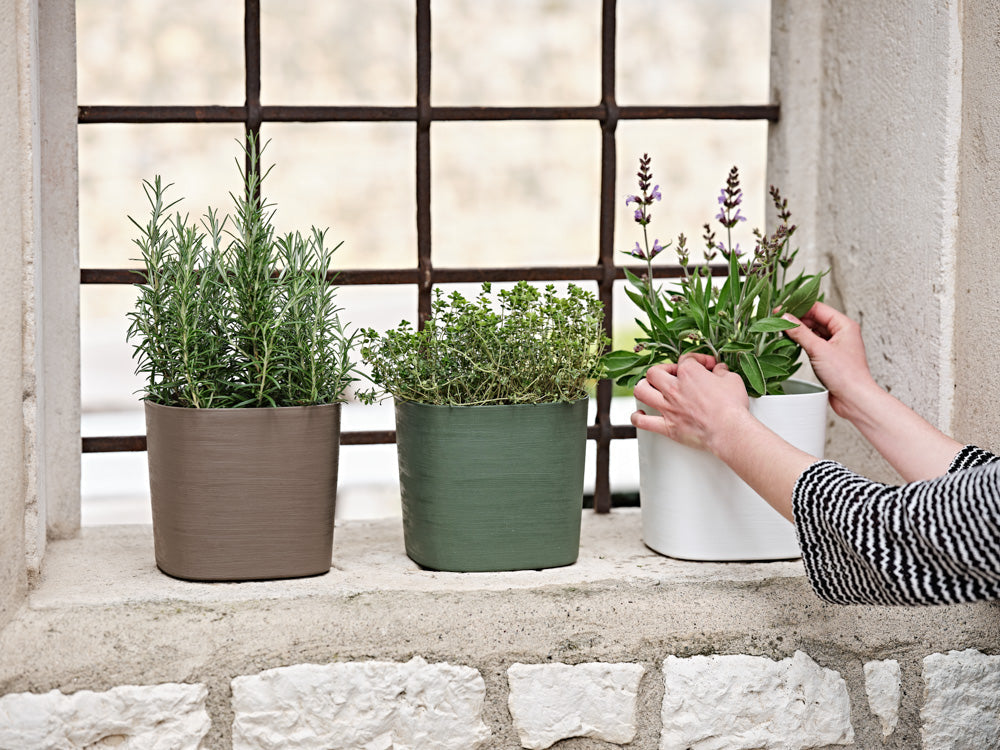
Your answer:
359,282 -> 607,406
126,140 -> 357,408
603,156 -> 825,397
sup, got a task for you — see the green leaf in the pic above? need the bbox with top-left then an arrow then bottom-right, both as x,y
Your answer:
720,340 -> 755,353
623,267 -> 644,288
740,352 -> 766,397
749,317 -> 798,334
781,274 -> 822,318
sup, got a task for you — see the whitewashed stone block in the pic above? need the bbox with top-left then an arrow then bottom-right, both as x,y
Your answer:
660,651 -> 854,750
507,662 -> 645,749
864,659 -> 901,737
922,649 -> 1000,749
231,656 -> 490,750
0,683 -> 210,750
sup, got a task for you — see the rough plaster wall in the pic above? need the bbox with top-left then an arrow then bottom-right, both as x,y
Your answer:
813,0 -> 962,482
38,0 -> 80,539
0,0 -> 28,630
952,0 -> 1000,450
15,0 -> 45,576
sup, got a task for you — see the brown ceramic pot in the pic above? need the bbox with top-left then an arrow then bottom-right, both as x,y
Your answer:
145,401 -> 341,581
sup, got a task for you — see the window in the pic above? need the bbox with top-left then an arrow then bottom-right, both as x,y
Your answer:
78,0 -> 775,521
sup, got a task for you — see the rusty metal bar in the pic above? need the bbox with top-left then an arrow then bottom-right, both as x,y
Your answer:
416,0 -> 432,325
82,426 -> 637,454
591,0 -> 619,513
81,264 -> 729,285
83,430 -> 401,453
79,104 -> 779,124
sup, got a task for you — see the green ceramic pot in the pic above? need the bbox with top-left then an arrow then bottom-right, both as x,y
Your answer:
395,398 -> 588,572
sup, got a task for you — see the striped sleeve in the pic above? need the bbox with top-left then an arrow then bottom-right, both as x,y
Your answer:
792,452 -> 1000,606
948,445 -> 1000,471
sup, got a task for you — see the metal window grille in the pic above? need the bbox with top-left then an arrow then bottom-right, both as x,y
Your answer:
79,0 -> 778,513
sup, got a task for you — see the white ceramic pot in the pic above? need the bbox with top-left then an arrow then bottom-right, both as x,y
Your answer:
637,379 -> 828,561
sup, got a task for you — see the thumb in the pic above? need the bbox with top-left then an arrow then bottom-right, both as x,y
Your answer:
782,313 -> 823,356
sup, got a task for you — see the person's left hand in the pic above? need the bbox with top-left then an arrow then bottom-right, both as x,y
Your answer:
631,353 -> 750,453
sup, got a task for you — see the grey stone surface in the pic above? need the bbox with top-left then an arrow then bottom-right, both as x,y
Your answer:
864,659 -> 901,737
0,682 -> 209,750
660,651 -> 854,750
231,657 -> 489,750
507,662 -> 644,748
922,649 -> 1000,750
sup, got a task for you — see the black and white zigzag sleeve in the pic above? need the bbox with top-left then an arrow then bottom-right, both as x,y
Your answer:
792,446 -> 1000,605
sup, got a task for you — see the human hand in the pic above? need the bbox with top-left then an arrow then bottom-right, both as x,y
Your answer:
631,353 -> 750,453
782,301 -> 877,418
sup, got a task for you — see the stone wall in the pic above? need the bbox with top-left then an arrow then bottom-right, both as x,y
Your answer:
0,0 -> 29,633
770,0 -> 1000,478
3,649 -> 997,749
1,516 -> 998,749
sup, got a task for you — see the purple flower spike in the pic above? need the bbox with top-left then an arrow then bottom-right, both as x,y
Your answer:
651,185 -> 662,202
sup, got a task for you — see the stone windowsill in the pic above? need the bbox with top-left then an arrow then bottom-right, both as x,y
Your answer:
28,508 -> 805,609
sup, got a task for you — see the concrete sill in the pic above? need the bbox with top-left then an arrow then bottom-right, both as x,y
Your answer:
29,509 -> 805,608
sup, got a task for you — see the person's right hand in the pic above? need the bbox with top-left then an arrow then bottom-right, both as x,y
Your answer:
782,301 -> 877,419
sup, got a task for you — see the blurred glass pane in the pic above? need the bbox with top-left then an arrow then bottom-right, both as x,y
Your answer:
79,124 -> 245,268
261,0 -> 415,105
432,121 -> 600,268
76,0 -> 244,105
617,0 -> 771,105
81,285 -> 144,414
262,123 -> 416,269
433,0 -> 601,106
615,119 -> 768,271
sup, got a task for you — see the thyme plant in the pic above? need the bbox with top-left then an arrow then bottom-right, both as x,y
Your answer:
126,140 -> 357,408
359,282 -> 608,406
603,155 -> 825,397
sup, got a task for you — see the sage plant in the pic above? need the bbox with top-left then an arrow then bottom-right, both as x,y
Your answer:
603,155 -> 824,397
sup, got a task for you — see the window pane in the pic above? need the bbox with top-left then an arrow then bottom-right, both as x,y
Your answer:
262,123 -> 416,270
617,0 -> 771,105
433,0 -> 601,106
76,0 -> 244,105
432,121 -> 600,268
79,124 -> 245,268
615,119 -> 768,269
261,0 -> 415,105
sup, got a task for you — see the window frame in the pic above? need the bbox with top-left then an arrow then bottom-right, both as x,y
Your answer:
77,0 -> 778,512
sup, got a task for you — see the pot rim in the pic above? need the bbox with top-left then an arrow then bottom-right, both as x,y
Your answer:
752,378 -> 827,401
394,395 -> 589,410
143,400 -> 343,414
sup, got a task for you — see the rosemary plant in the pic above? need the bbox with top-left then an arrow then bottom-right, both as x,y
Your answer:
359,281 -> 608,406
603,156 -> 825,397
126,140 -> 357,408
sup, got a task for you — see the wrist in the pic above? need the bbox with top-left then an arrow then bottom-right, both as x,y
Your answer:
705,405 -> 759,462
833,377 -> 885,426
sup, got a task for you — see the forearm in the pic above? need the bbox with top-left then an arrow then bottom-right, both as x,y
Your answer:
707,408 -> 817,522
837,381 -> 963,481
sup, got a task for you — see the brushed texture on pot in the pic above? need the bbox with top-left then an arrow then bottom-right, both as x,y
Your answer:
395,398 -> 588,572
145,402 -> 340,581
